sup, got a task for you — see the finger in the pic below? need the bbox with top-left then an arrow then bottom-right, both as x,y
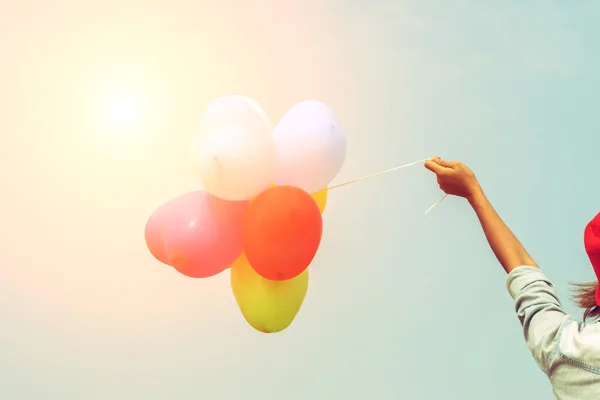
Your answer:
435,158 -> 459,169
425,159 -> 448,174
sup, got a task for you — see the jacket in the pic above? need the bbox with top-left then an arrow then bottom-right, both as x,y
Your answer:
507,266 -> 600,399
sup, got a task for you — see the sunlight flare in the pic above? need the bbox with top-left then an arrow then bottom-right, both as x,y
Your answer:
107,94 -> 141,126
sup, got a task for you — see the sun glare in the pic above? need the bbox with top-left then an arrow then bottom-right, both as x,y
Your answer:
108,95 -> 141,126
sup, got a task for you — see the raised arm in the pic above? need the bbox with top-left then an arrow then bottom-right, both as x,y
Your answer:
424,157 -> 537,273
424,157 -> 570,377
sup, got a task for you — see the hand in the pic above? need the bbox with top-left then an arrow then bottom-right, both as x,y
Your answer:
424,156 -> 481,200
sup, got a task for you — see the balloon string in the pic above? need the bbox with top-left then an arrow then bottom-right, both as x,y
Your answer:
317,158 -> 429,193
424,194 -> 448,215
314,157 -> 448,214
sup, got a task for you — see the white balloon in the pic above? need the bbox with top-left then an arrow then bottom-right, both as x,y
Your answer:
200,95 -> 270,134
234,95 -> 272,129
194,96 -> 275,201
192,95 -> 271,165
273,100 -> 346,193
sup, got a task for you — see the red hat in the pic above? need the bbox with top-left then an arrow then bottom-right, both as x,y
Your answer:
584,212 -> 600,306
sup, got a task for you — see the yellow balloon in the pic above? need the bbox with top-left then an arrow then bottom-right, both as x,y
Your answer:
310,187 -> 328,214
230,253 -> 308,333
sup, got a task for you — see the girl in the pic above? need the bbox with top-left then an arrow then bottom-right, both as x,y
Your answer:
424,156 -> 600,400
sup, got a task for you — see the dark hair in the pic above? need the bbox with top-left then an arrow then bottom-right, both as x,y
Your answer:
570,281 -> 600,322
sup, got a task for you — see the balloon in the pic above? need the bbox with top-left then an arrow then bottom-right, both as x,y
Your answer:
199,95 -> 269,133
234,95 -> 272,128
242,185 -> 323,281
311,187 -> 328,214
230,253 -> 308,333
257,184 -> 328,214
191,95 -> 271,161
163,191 -> 249,278
194,96 -> 276,201
145,191 -> 205,266
273,100 -> 346,193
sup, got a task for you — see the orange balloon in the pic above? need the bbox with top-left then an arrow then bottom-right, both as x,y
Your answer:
253,184 -> 327,214
242,185 -> 323,281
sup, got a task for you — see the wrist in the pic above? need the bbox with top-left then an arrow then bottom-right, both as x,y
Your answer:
466,184 -> 485,206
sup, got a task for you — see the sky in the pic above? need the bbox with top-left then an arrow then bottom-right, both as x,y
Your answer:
1,0 -> 600,399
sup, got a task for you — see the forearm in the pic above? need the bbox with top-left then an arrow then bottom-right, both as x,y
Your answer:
468,187 -> 538,274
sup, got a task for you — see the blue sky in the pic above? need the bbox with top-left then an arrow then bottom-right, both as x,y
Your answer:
1,0 -> 599,399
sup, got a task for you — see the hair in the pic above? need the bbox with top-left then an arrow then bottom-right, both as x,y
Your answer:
570,281 -> 600,322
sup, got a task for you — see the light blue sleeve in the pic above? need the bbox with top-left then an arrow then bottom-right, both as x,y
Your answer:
506,266 -> 572,375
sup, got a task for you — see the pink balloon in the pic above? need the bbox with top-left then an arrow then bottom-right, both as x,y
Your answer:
163,191 -> 249,278
145,192 -> 203,266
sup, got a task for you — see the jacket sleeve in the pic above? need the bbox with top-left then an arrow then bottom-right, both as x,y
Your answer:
506,266 -> 571,375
